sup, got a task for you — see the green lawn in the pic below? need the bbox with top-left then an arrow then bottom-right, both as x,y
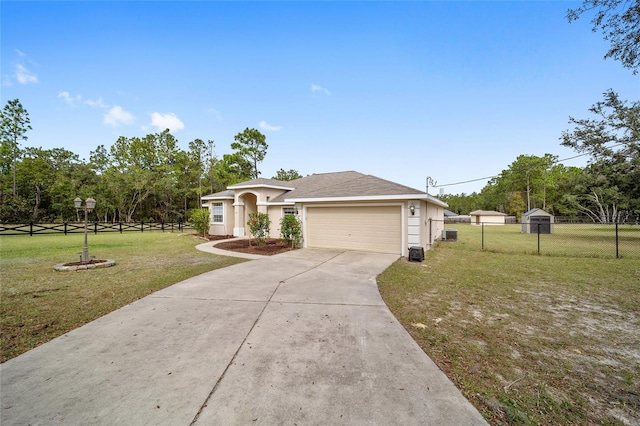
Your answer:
378,228 -> 640,425
0,232 -> 247,362
450,223 -> 640,259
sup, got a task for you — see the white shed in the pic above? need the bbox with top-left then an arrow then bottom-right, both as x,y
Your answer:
469,210 -> 507,225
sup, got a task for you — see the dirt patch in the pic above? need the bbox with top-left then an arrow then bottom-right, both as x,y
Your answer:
214,238 -> 298,256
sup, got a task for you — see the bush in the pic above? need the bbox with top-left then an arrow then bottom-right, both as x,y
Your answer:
247,212 -> 271,246
280,214 -> 302,248
189,208 -> 210,237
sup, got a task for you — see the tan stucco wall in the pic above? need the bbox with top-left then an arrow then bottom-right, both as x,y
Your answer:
266,205 -> 296,239
424,202 -> 445,248
207,200 -> 234,236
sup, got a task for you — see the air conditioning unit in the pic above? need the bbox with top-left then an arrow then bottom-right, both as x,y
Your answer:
442,229 -> 458,242
408,246 -> 425,262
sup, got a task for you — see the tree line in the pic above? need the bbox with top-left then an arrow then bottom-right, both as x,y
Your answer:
0,102 -> 301,223
440,89 -> 639,223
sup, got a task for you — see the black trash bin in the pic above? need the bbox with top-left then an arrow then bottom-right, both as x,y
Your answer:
408,246 -> 424,262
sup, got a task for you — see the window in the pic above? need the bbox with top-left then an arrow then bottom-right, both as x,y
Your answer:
212,202 -> 223,223
283,207 -> 296,216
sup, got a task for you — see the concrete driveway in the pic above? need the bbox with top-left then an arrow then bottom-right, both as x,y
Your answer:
1,249 -> 487,425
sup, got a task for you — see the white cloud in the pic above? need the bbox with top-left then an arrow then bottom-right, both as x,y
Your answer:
16,49 -> 26,57
104,106 -> 135,127
85,97 -> 108,108
259,120 -> 281,131
15,64 -> 38,85
150,112 -> 184,132
310,83 -> 331,95
57,91 -> 82,106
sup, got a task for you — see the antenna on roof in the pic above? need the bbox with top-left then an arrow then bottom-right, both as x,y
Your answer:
426,176 -> 437,194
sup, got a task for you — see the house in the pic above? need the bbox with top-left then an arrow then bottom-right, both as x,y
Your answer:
521,208 -> 554,234
469,210 -> 508,225
201,171 -> 448,257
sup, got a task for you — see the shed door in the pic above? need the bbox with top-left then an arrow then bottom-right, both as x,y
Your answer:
306,206 -> 402,254
530,216 -> 551,234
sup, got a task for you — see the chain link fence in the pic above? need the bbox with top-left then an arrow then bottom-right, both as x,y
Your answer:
437,221 -> 640,259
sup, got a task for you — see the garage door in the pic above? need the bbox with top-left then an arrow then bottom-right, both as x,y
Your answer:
306,206 -> 402,254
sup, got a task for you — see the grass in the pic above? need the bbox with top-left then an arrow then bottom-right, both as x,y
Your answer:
453,223 -> 640,259
0,232 -> 247,362
378,227 -> 640,425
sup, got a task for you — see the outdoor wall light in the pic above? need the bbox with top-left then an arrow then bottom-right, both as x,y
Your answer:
409,202 -> 416,216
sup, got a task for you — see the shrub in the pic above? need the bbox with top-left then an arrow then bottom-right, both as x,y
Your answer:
247,212 -> 271,246
280,213 -> 302,248
189,208 -> 210,237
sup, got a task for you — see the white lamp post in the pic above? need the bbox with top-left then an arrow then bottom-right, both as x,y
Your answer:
74,197 -> 96,263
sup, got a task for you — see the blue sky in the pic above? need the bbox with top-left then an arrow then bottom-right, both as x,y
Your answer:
1,1 -> 637,195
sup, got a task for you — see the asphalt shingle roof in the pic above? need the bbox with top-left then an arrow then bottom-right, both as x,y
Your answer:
202,171 -> 447,207
202,189 -> 235,199
227,178 -> 292,189
270,171 -> 425,202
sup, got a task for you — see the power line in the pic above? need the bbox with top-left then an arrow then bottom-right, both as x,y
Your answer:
433,146 -> 626,188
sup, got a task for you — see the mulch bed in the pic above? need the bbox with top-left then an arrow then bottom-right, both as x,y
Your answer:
206,235 -> 235,241
62,259 -> 109,267
214,238 -> 298,256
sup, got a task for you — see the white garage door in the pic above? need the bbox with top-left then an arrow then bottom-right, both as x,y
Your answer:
306,206 -> 402,254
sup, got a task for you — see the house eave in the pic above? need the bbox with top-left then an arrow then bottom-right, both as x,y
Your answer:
227,183 -> 294,191
202,195 -> 235,201
264,201 -> 296,206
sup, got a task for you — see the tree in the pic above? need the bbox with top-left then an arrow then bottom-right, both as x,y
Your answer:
189,208 -> 210,237
506,154 -> 556,211
479,154 -> 558,214
567,0 -> 640,73
231,128 -> 268,179
247,212 -> 270,246
507,191 -> 526,219
438,192 -> 483,215
561,89 -> 639,160
561,90 -> 640,221
562,160 -> 635,222
188,138 -> 216,198
0,99 -> 32,196
214,152 -> 253,188
279,213 -> 302,248
272,168 -> 302,181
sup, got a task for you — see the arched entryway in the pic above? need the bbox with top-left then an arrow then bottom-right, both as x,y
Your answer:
233,192 -> 258,237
